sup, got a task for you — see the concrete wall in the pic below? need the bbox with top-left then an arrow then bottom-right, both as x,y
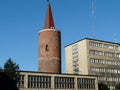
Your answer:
19,71 -> 98,90
38,29 -> 61,73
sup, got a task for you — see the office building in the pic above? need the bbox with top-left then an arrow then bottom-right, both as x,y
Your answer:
65,38 -> 120,89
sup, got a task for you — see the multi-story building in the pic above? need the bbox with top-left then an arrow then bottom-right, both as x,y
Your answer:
19,71 -> 98,90
65,38 -> 120,89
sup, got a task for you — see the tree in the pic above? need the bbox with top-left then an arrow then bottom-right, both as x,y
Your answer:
0,72 -> 19,90
115,83 -> 120,90
98,83 -> 110,90
0,66 -> 3,71
3,58 -> 20,88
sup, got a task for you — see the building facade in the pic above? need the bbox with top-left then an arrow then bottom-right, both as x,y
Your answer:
19,71 -> 98,90
65,38 -> 120,89
38,2 -> 61,73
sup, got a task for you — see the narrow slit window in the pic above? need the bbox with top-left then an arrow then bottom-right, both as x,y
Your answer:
46,45 -> 49,51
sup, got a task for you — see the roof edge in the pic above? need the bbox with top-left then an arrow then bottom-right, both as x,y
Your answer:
65,37 -> 120,47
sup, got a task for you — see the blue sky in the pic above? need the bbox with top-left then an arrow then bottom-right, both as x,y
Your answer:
0,0 -> 120,73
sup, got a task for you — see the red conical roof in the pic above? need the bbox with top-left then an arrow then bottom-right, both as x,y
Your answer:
44,2 -> 55,29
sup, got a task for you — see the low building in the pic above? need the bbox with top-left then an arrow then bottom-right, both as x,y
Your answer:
18,71 -> 98,90
65,38 -> 120,89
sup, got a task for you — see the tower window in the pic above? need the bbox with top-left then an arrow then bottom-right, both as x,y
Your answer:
45,45 -> 49,51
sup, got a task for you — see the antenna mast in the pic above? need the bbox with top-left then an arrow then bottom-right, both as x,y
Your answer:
91,0 -> 96,38
114,33 -> 117,43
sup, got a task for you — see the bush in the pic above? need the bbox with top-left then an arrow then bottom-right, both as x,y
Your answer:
0,72 -> 19,90
98,83 -> 110,90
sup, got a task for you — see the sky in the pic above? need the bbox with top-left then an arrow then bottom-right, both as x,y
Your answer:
0,0 -> 120,73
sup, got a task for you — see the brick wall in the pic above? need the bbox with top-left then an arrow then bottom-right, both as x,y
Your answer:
38,29 -> 61,73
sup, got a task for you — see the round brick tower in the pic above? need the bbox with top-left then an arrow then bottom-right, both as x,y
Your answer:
38,2 -> 61,73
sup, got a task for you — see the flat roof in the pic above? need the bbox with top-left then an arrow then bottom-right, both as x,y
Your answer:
19,70 -> 97,77
65,37 -> 120,47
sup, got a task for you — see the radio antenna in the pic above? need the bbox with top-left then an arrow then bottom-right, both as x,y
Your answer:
114,33 -> 118,43
91,0 -> 96,38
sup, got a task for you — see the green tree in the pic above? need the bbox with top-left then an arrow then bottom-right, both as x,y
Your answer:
115,83 -> 120,90
98,83 -> 110,90
0,67 -> 3,71
3,58 -> 20,85
0,72 -> 19,90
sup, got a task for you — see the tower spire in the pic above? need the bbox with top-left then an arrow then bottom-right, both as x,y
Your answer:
44,2 -> 55,29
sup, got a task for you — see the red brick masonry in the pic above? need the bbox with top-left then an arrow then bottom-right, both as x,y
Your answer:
38,29 -> 61,73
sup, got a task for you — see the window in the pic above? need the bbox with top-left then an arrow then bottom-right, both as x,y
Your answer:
118,61 -> 120,65
45,45 -> 49,51
77,78 -> 95,89
18,75 -> 25,88
116,53 -> 120,58
104,44 -> 114,50
118,70 -> 120,74
28,75 -> 51,88
98,76 -> 106,81
90,67 -> 105,72
72,45 -> 78,55
89,50 -> 103,56
104,52 -> 115,57
89,41 -> 102,47
115,46 -> 119,50
54,77 -> 74,89
72,44 -> 78,50
106,68 -> 118,74
105,60 -> 117,65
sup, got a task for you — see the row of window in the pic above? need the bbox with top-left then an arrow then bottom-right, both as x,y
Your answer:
89,50 -> 120,58
72,44 -> 80,74
91,67 -> 105,73
54,77 -> 74,89
28,82 -> 51,88
106,68 -> 118,73
90,58 -> 104,64
28,75 -> 51,88
54,77 -> 74,83
98,76 -> 120,82
77,78 -> 95,89
72,45 -> 78,55
89,41 -> 102,47
106,77 -> 120,82
89,41 -> 119,50
90,58 -> 120,65
18,75 -> 95,89
90,67 -> 120,74
89,50 -> 103,56
98,76 -> 106,81
28,75 -> 51,82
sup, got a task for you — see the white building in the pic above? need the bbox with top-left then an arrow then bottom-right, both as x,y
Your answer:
65,38 -> 120,89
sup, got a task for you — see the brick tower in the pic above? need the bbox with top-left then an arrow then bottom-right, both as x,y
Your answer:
38,2 -> 61,73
